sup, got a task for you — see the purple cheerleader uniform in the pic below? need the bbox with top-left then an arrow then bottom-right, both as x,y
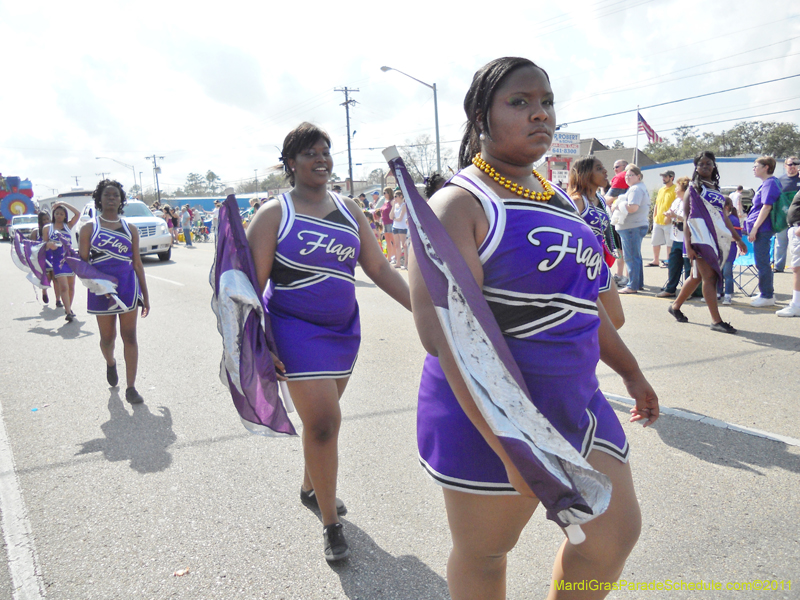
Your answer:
578,193 -> 613,293
417,172 -> 629,495
265,192 -> 361,381
48,225 -> 74,277
87,219 -> 142,314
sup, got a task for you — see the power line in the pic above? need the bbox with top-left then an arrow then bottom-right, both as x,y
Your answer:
560,74 -> 800,127
559,40 -> 800,111
599,108 -> 800,141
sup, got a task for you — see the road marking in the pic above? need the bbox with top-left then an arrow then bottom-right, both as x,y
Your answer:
147,275 -> 184,286
0,402 -> 45,600
605,393 -> 800,447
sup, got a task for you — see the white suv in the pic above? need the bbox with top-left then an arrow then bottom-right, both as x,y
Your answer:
77,199 -> 173,261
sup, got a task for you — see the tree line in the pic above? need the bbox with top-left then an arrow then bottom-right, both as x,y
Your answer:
642,120 -> 800,163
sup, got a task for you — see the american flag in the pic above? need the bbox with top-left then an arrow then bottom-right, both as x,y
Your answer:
637,112 -> 663,144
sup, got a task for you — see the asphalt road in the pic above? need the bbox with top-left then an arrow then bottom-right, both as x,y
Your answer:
0,238 -> 798,599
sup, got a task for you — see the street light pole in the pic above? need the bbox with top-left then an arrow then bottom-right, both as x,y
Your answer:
381,66 -> 441,173
96,157 -> 137,196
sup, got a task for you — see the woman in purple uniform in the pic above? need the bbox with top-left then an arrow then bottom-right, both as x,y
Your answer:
409,58 -> 659,599
79,180 -> 150,405
567,157 -> 624,329
43,201 -> 80,321
247,123 -> 410,562
667,152 -> 746,333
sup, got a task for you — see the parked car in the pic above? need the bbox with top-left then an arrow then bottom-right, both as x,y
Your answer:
8,214 -> 39,238
720,186 -> 755,215
77,200 -> 173,261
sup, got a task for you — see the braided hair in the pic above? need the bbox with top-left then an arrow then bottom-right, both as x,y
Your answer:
424,172 -> 445,199
458,57 -> 550,169
691,151 -> 720,192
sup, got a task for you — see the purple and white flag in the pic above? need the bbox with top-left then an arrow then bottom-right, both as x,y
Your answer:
64,250 -> 127,312
210,195 -> 296,437
685,186 -> 731,281
384,148 -> 611,544
11,231 -> 50,289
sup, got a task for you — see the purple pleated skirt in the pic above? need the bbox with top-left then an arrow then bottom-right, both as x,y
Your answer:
270,304 -> 360,381
417,343 -> 629,495
87,260 -> 142,315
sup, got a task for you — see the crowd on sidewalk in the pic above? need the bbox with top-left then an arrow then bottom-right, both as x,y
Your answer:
591,154 -> 800,334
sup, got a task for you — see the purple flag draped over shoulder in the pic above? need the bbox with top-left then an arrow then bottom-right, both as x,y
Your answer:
11,231 -> 50,289
64,249 -> 127,312
686,186 -> 731,281
384,148 -> 610,544
209,195 -> 296,437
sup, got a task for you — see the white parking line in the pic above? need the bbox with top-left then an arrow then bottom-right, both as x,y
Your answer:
147,275 -> 184,286
0,402 -> 45,600
605,393 -> 800,447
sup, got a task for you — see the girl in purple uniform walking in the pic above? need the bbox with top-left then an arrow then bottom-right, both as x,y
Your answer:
246,123 -> 410,561
79,180 -> 150,404
409,57 -> 658,599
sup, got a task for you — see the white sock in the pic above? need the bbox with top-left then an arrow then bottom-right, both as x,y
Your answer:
793,290 -> 800,306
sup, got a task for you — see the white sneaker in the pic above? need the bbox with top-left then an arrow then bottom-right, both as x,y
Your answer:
750,295 -> 776,307
776,303 -> 800,317
722,294 -> 732,305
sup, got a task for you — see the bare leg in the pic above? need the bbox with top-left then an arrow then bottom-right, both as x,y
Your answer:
57,277 -> 73,316
548,452 -> 641,599
96,315 -> 117,366
118,310 -> 139,387
384,231 -> 395,261
651,245 -> 661,263
695,259 -> 722,324
66,275 -> 76,308
442,490 -> 538,600
394,232 -> 407,267
671,260 -> 702,311
289,377 -> 348,526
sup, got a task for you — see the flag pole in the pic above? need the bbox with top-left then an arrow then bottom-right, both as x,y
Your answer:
633,107 -> 639,166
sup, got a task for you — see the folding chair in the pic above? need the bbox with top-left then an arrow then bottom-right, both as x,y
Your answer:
733,238 -> 759,297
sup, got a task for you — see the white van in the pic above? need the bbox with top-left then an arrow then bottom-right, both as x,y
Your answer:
77,199 -> 173,261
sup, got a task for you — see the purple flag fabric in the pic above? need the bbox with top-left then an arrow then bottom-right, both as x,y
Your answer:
686,186 -> 731,282
384,148 -> 610,543
64,250 -> 127,312
210,195 -> 296,437
11,231 -> 50,289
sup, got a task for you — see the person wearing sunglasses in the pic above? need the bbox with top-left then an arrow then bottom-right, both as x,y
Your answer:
774,157 -> 800,273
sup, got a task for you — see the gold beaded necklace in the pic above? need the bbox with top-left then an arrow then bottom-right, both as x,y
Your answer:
472,153 -> 555,202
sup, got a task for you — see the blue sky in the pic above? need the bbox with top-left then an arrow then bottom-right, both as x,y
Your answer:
1,0 -> 797,197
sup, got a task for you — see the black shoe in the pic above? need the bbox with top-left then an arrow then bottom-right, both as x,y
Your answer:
42,291 -> 49,304
125,387 -> 144,404
323,523 -> 350,562
107,362 -> 119,387
65,312 -> 75,322
301,488 -> 347,515
56,300 -> 63,308
668,306 -> 688,323
710,321 -> 737,334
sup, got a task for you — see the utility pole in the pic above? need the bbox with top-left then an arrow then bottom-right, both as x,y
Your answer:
71,176 -> 80,187
145,155 -> 165,204
96,172 -> 110,179
335,87 -> 359,195
254,169 -> 258,195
